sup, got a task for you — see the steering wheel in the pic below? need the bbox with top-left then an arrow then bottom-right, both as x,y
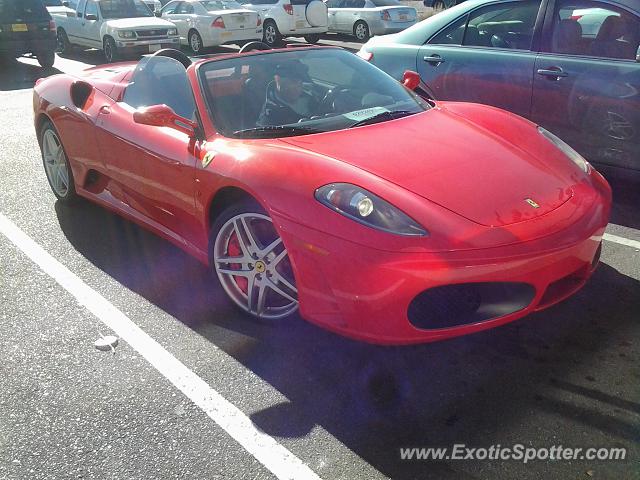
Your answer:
239,41 -> 272,53
320,88 -> 353,112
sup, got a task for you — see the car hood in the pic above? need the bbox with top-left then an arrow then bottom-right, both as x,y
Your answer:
281,103 -> 578,227
105,17 -> 175,29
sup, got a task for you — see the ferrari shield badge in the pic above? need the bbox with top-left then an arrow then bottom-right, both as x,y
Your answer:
202,151 -> 216,169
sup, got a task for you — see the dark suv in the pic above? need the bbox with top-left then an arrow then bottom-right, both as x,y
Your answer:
0,0 -> 57,68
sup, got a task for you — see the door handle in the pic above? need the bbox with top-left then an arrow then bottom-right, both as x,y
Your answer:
423,54 -> 444,65
99,105 -> 111,114
537,68 -> 568,79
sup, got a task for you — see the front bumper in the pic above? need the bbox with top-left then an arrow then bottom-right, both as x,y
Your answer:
114,37 -> 180,52
275,175 -> 610,345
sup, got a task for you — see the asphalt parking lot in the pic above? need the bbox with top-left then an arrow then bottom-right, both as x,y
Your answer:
0,41 -> 639,480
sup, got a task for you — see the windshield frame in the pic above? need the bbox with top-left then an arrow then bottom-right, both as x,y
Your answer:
196,47 -> 431,140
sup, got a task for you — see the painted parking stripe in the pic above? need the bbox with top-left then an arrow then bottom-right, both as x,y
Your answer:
0,213 -> 322,480
603,233 -> 640,250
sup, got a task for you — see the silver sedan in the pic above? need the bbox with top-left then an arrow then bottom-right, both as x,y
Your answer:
325,0 -> 417,41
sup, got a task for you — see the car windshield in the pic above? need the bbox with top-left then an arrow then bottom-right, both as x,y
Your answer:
201,0 -> 244,10
0,0 -> 50,21
198,48 -> 431,138
99,0 -> 154,18
370,0 -> 399,6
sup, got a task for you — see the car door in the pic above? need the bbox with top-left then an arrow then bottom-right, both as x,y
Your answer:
94,56 -> 201,244
66,0 -> 86,44
326,0 -> 341,30
336,0 -> 359,31
82,0 -> 101,48
164,1 -> 191,42
417,0 -> 543,118
530,0 -> 640,172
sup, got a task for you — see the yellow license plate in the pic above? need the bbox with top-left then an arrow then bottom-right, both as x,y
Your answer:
12,23 -> 28,32
221,32 -> 232,38
296,20 -> 305,27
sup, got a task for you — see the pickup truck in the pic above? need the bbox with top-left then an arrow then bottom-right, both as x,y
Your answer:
53,0 -> 179,63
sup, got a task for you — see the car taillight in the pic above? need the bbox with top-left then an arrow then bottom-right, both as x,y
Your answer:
49,20 -> 56,32
257,15 -> 262,26
357,49 -> 373,61
569,14 -> 583,20
380,10 -> 391,21
212,16 -> 226,28
283,3 -> 293,15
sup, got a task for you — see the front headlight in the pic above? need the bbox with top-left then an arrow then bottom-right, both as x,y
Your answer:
538,127 -> 589,173
167,28 -> 178,36
315,183 -> 428,236
117,30 -> 136,39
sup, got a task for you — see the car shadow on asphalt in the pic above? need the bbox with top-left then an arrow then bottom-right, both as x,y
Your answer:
0,58 -> 63,92
54,200 -> 639,479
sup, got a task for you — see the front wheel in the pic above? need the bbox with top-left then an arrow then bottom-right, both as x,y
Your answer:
39,120 -> 78,204
210,201 -> 298,321
353,21 -> 370,42
303,34 -> 321,44
37,50 -> 55,68
103,36 -> 118,63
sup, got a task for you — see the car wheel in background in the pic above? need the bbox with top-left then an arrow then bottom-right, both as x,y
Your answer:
304,34 -> 321,44
189,29 -> 204,54
262,20 -> 282,47
36,50 -> 55,68
39,120 -> 78,204
353,20 -> 370,42
103,36 -> 118,63
57,28 -> 71,55
210,200 -> 298,322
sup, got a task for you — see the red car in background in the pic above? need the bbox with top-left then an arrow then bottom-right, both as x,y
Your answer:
33,46 -> 611,344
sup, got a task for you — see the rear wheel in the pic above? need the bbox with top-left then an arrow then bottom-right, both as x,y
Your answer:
189,29 -> 204,54
303,34 -> 321,44
39,120 -> 78,204
353,20 -> 370,42
103,36 -> 118,63
36,50 -> 55,68
262,20 -> 282,47
210,200 -> 298,321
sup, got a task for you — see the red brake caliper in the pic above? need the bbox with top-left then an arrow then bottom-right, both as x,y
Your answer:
228,231 -> 249,293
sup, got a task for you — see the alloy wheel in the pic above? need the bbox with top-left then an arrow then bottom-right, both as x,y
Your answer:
213,213 -> 298,320
42,129 -> 70,198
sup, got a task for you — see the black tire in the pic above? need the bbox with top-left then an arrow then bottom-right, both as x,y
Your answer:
57,28 -> 71,55
209,199 -> 298,322
433,0 -> 446,11
262,20 -> 282,47
37,50 -> 55,68
39,120 -> 79,204
353,20 -> 370,42
103,36 -> 118,63
303,34 -> 321,44
188,29 -> 204,54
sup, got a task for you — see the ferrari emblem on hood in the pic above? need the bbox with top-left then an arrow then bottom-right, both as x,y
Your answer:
525,198 -> 540,209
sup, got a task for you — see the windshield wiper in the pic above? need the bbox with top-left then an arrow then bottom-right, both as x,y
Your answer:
232,125 -> 322,138
349,110 -> 414,128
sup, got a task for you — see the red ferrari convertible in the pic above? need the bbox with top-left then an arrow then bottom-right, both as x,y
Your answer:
33,46 -> 611,345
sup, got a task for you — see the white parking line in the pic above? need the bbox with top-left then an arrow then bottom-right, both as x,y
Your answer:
0,213 -> 322,480
603,233 -> 640,250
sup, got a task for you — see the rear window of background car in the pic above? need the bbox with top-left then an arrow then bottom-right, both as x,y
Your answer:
0,0 -> 50,21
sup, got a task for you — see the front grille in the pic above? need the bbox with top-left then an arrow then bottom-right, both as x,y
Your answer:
408,282 -> 535,330
135,29 -> 168,38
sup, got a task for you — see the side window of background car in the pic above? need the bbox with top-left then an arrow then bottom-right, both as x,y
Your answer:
428,14 -> 468,44
549,0 -> 640,60
85,0 -> 98,18
176,2 -> 195,13
162,1 -> 181,14
463,0 -> 540,50
326,0 -> 341,7
76,0 -> 86,17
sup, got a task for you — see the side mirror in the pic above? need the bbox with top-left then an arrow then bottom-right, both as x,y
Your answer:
62,1 -> 70,6
133,104 -> 198,137
402,70 -> 421,91
155,11 -> 162,17
85,13 -> 98,20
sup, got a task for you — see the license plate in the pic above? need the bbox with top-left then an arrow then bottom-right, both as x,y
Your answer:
296,20 -> 304,28
399,14 -> 407,20
149,44 -> 161,52
12,23 -> 28,32
221,32 -> 232,38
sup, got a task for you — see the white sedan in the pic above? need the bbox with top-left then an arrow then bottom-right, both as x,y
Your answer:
161,0 -> 263,52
